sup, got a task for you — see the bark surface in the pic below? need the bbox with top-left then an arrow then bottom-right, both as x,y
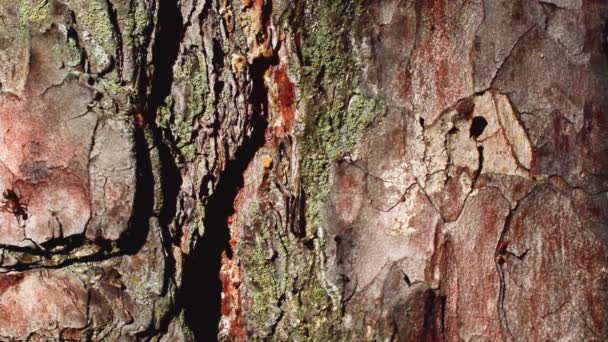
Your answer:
0,0 -> 607,341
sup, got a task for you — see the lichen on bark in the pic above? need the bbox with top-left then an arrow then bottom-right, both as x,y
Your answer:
298,0 -> 382,239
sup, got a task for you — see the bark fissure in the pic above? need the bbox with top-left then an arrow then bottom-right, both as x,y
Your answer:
495,187 -> 537,340
182,57 -> 272,340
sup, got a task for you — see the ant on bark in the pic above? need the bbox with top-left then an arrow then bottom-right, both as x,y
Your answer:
1,186 -> 29,223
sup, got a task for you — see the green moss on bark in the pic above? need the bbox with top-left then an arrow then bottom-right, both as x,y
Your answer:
286,1 -> 383,337
240,211 -> 343,341
298,1 -> 380,238
243,230 -> 284,339
159,50 -> 210,162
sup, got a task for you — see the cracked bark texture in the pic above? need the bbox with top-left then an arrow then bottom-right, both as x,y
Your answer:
0,0 -> 607,341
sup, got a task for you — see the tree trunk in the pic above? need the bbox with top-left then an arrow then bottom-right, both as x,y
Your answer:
1,0 -> 607,340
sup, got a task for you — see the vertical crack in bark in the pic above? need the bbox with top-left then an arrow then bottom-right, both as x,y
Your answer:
120,0 -> 185,336
494,187 -> 536,340
119,126 -> 153,255
269,294 -> 287,336
496,207 -> 514,340
148,0 -> 183,112
488,24 -> 537,88
149,0 -> 187,335
439,294 -> 447,342
142,0 -> 187,272
421,289 -> 446,341
471,145 -> 484,189
146,0 -> 184,230
183,57 -> 272,340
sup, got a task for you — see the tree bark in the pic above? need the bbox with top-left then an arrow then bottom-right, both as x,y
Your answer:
0,0 -> 607,341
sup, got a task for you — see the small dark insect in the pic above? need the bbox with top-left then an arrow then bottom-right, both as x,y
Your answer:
1,188 -> 28,222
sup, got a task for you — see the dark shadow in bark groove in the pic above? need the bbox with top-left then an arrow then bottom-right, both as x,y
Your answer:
148,0 -> 184,237
183,56 -> 273,341
127,0 -> 184,336
118,127 -> 154,255
149,0 -> 183,112
148,0 -> 186,327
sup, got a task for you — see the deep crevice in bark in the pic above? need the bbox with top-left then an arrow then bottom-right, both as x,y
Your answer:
183,110 -> 268,341
422,289 -> 439,340
147,0 -> 184,229
439,294 -> 447,342
472,145 -> 485,189
145,0 -> 186,255
146,0 -> 185,323
121,0 -> 185,337
149,0 -> 183,112
183,56 -> 272,341
119,127 -> 153,255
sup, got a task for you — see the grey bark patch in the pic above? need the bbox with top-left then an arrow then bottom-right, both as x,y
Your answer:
19,161 -> 49,183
